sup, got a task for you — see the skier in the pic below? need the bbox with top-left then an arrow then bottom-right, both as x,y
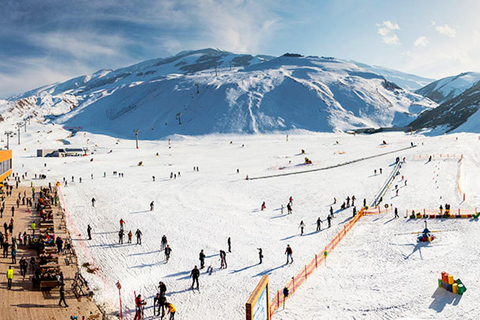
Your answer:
346,196 -> 350,207
128,231 -> 133,243
287,203 -> 292,214
166,301 -> 176,320
289,196 -> 293,206
91,198 -> 96,207
352,206 -> 356,217
153,293 -> 165,317
199,249 -> 205,269
316,217 -> 322,231
133,294 -> 146,320
227,237 -> 231,253
258,248 -> 263,264
164,244 -> 172,262
158,281 -> 167,296
119,218 -> 125,231
135,229 -> 142,245
87,225 -> 92,240
394,207 -> 399,218
220,250 -> 227,269
118,229 -> 124,244
299,220 -> 306,235
261,201 -> 266,211
152,176 -> 155,182
330,206 -> 334,218
190,265 -> 200,290
161,235 -> 168,250
352,195 -> 356,206
285,245 -> 293,264
327,215 -> 332,228
363,198 -> 367,207
380,168 -> 382,174
150,201 -> 154,211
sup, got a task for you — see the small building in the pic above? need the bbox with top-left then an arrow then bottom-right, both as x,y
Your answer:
37,148 -> 87,157
0,150 -> 12,182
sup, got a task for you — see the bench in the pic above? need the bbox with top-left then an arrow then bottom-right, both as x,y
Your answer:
39,280 -> 60,290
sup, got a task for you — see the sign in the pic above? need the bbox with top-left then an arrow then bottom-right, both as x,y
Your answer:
246,275 -> 270,320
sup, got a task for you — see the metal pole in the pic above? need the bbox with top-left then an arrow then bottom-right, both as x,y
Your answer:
119,287 -> 123,319
18,127 -> 20,145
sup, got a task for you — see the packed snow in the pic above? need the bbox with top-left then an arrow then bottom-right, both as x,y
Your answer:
4,119 -> 480,319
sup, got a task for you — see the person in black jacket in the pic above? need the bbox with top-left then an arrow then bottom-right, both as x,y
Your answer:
199,249 -> 205,269
58,284 -> 69,307
190,265 -> 200,290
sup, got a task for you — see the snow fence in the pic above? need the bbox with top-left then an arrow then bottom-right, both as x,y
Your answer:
269,208 -> 365,318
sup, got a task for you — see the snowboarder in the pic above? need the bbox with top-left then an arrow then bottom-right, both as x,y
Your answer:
220,250 -> 227,269
91,198 -> 96,207
190,265 -> 200,290
164,244 -> 172,262
150,201 -> 154,211
227,237 -> 231,253
285,245 -> 293,264
135,229 -> 142,245
118,229 -> 124,244
199,249 -> 205,269
87,225 -> 92,240
299,220 -> 306,235
127,230 -> 132,243
258,248 -> 263,264
316,217 -> 322,231
327,215 -> 332,228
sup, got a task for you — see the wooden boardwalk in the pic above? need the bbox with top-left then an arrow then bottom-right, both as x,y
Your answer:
0,184 -> 103,320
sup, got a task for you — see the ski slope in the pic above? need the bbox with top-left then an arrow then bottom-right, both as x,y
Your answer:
6,122 -> 480,319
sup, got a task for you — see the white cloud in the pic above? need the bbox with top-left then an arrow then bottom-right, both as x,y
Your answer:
414,36 -> 428,47
431,21 -> 456,38
376,21 -> 401,45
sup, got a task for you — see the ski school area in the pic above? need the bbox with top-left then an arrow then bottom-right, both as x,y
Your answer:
11,130 -> 480,319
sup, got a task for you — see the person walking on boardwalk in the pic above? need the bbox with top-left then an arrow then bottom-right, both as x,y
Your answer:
190,265 -> 200,290
58,284 -> 68,307
199,249 -> 205,269
285,245 -> 293,264
31,222 -> 36,236
87,225 -> 92,240
7,266 -> 13,289
135,229 -> 142,245
299,220 -> 306,235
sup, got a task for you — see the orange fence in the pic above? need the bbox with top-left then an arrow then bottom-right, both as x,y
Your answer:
363,206 -> 391,215
269,209 -> 365,317
407,208 -> 477,216
413,154 -> 462,160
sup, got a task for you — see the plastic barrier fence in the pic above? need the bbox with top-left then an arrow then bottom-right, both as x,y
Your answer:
408,208 -> 479,219
439,272 -> 466,295
269,209 -> 365,318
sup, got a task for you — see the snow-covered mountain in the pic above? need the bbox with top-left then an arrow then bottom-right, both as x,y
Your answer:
410,81 -> 480,133
415,72 -> 480,104
349,61 -> 434,91
3,49 -> 437,139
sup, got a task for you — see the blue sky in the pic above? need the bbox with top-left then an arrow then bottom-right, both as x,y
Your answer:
1,0 -> 479,98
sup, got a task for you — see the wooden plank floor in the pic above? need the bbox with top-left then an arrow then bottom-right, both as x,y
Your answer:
0,184 -> 103,320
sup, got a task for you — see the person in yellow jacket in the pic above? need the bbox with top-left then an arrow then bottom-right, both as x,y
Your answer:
7,266 -> 13,289
166,302 -> 176,320
31,222 -> 36,236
